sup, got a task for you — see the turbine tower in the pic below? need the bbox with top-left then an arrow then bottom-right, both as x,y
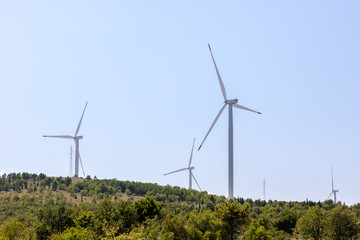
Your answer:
44,102 -> 88,177
164,138 -> 202,191
263,179 -> 266,201
198,44 -> 261,199
69,146 -> 73,177
328,166 -> 339,203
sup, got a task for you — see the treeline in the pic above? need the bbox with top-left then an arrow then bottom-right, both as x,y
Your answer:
0,172 -> 224,208
0,172 -> 360,239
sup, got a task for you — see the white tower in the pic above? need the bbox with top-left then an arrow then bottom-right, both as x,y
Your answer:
69,146 -> 73,177
263,179 -> 266,201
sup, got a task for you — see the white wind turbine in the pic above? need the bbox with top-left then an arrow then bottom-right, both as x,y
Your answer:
198,44 -> 261,199
44,102 -> 88,177
164,138 -> 202,191
328,166 -> 339,203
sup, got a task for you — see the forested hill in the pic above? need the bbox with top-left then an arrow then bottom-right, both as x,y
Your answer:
1,172 -> 360,239
0,172 -> 225,206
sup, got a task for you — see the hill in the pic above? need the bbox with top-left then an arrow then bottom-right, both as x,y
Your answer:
0,172 -> 359,239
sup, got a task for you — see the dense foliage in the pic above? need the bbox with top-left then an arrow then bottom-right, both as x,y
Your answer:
0,172 -> 360,239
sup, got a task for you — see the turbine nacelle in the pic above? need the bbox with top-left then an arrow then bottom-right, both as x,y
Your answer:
225,99 -> 238,104
74,136 -> 83,140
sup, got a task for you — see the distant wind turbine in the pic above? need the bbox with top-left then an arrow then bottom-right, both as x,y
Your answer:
44,102 -> 88,177
328,166 -> 339,203
198,44 -> 261,199
164,138 -> 202,191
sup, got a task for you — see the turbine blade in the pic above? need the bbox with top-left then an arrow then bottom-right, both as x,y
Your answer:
75,102 -> 88,137
328,192 -> 333,199
188,138 -> 195,168
198,103 -> 226,150
78,152 -> 85,177
43,135 -> 74,139
233,104 -> 261,114
191,172 -> 202,191
163,168 -> 188,176
208,44 -> 227,100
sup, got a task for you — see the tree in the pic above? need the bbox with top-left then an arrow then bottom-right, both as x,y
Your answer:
0,219 -> 25,240
326,206 -> 359,240
161,213 -> 189,240
215,199 -> 250,240
243,225 -> 271,240
97,198 -> 116,225
134,196 -> 161,222
76,210 -> 96,230
115,201 -> 138,233
14,179 -> 21,193
274,212 -> 297,234
51,227 -> 98,240
39,173 -> 46,180
296,205 -> 325,240
52,180 -> 58,191
64,177 -> 72,187
188,210 -> 217,236
37,206 -> 75,235
243,217 -> 273,240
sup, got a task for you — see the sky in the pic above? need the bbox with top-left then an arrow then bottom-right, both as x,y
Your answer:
0,1 -> 360,204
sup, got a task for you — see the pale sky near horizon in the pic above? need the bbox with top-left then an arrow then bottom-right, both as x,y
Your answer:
1,1 -> 360,204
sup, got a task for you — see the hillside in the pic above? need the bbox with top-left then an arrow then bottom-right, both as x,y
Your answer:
0,172 -> 360,239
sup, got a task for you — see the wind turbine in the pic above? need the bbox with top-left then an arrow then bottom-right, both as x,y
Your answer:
44,102 -> 88,177
198,44 -> 261,199
328,166 -> 339,203
164,138 -> 202,191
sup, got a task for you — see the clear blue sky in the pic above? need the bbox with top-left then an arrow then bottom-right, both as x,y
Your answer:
1,1 -> 359,204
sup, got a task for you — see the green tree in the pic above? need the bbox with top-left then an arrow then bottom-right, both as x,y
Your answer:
326,206 -> 359,240
3,181 -> 11,192
76,211 -> 96,230
97,198 -> 116,226
14,179 -> 22,192
243,225 -> 271,240
134,196 -> 161,222
64,177 -> 72,187
296,205 -> 325,240
115,201 -> 138,234
0,219 -> 25,240
187,210 -> 218,237
161,213 -> 189,240
215,199 -> 250,240
274,213 -> 297,234
243,217 -> 273,240
39,173 -> 46,180
50,227 -> 98,240
52,180 -> 58,191
37,206 -> 75,235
